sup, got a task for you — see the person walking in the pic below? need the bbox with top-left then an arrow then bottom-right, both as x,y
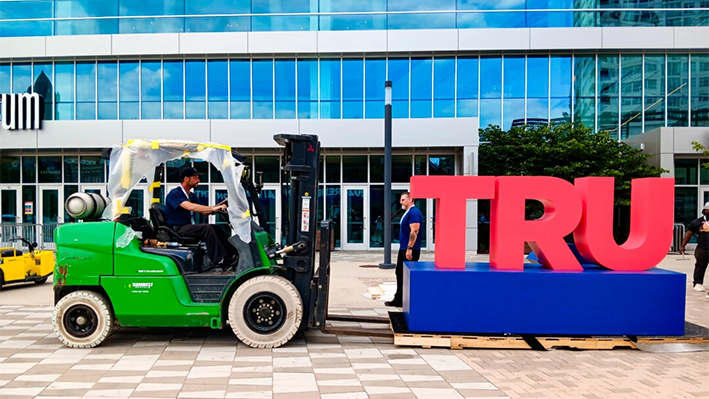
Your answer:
680,202 -> 709,291
386,192 -> 423,307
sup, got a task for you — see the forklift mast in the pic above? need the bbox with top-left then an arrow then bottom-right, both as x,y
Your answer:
274,133 -> 323,330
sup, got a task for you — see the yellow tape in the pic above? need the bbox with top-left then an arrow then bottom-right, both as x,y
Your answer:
150,181 -> 161,189
152,141 -> 160,150
242,210 -> 251,218
115,199 -> 130,214
151,198 -> 160,203
197,145 -> 205,152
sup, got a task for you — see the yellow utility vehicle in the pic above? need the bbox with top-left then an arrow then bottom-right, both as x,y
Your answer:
0,238 -> 54,289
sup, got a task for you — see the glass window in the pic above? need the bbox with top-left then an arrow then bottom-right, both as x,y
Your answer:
429,155 -> 455,175
119,61 -> 139,119
98,61 -> 118,119
251,0 -> 316,31
388,0 -> 455,29
675,187 -> 698,227
675,159 -> 698,185
457,57 -> 478,117
253,59 -> 274,119
620,55 -> 643,138
55,0 -> 118,35
388,58 -> 409,118
411,58 -> 432,118
64,185 -> 79,222
320,0 -> 386,31
12,63 -> 31,94
0,1 -> 53,37
598,55 -> 619,134
119,0 -> 183,34
480,57 -> 502,128
166,159 -> 190,182
38,156 -> 62,184
434,58 -> 455,118
667,55 -> 689,127
254,156 -> 280,183
141,61 -> 161,119
550,56 -> 571,124
185,60 -> 206,119
297,59 -> 318,119
644,55 -> 666,131
0,65 -> 9,114
574,55 -> 595,129
275,60 -> 295,119
503,57 -> 525,129
230,60 -> 250,119
370,155 -> 383,183
80,156 -> 105,183
185,0 -> 250,32
325,156 -> 341,183
64,156 -> 79,183
76,62 -> 96,120
208,60 -> 228,119
457,0 -> 525,29
163,60 -> 183,119
414,154 -> 427,175
369,185 -> 385,247
343,59 -> 364,119
0,156 -> 20,183
343,156 -> 367,183
365,58 -> 385,118
33,63 -> 54,121
691,54 -> 709,127
527,56 -> 549,124
55,62 -> 75,120
22,156 -> 36,183
325,185 -> 341,247
392,155 -> 412,183
320,59 -> 341,119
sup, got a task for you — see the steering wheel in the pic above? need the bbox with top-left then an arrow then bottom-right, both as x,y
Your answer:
216,197 -> 229,208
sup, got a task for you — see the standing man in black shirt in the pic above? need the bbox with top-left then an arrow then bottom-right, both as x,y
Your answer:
680,202 -> 709,292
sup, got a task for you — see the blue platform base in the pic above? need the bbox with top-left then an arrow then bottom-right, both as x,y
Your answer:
403,262 -> 686,336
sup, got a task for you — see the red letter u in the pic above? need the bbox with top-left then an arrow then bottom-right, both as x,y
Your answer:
573,177 -> 674,271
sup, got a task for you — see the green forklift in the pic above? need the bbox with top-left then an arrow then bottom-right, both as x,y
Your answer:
51,134 -> 351,349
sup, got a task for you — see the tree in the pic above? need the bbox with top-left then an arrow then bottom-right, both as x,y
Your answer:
692,139 -> 709,169
476,123 -> 667,247
479,123 -> 667,206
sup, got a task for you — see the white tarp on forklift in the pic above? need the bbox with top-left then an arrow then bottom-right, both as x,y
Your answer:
104,139 -> 251,243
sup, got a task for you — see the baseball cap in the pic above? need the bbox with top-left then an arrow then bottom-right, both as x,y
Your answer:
704,202 -> 709,210
179,167 -> 203,180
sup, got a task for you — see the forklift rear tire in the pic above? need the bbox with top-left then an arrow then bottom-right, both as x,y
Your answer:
228,275 -> 303,348
53,290 -> 113,348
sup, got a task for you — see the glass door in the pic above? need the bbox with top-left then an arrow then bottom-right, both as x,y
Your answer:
259,184 -> 281,244
39,186 -> 62,247
342,186 -> 368,250
0,187 -> 21,247
425,198 -> 436,251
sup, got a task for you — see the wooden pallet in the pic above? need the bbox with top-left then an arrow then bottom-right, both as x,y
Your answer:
389,312 -> 709,351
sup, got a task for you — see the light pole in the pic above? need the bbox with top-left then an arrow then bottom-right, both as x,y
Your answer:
380,81 -> 395,269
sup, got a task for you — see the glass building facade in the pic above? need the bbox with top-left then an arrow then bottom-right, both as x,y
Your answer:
0,0 -> 707,250
1,54 -> 707,137
0,0 -> 707,37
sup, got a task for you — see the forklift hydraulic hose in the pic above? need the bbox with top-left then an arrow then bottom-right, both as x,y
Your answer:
277,241 -> 306,255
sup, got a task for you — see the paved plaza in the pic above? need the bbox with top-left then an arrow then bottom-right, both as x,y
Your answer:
0,252 -> 707,399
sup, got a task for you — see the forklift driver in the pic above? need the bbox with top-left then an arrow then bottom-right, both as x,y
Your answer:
163,167 -> 239,267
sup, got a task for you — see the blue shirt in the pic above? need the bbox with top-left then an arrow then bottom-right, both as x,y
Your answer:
399,206 -> 423,251
164,186 -> 196,227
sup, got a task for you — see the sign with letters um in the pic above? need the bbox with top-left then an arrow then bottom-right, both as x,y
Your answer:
1,93 -> 44,130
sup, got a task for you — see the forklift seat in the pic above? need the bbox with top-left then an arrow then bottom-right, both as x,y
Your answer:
148,203 -> 200,245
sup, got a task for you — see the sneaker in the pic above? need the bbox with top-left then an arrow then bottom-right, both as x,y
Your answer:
385,299 -> 402,307
693,284 -> 705,292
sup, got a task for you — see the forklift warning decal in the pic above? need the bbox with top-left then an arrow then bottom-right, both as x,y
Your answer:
301,196 -> 311,232
410,176 -> 674,271
129,282 -> 153,293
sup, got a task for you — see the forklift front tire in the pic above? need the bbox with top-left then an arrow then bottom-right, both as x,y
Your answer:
228,275 -> 303,349
53,290 -> 113,348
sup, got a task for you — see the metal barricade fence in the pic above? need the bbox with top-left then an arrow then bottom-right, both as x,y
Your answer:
670,223 -> 686,254
0,223 -> 62,251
